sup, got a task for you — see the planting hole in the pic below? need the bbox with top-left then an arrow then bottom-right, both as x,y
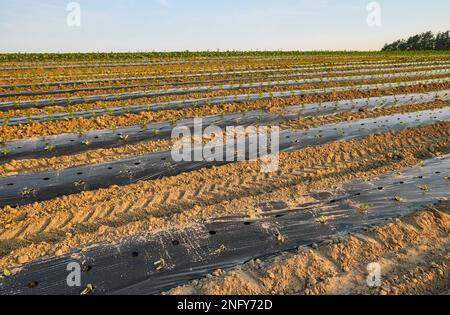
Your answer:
243,221 -> 252,225
77,172 -> 83,175
43,177 -> 50,181
209,230 -> 217,235
131,251 -> 139,257
172,240 -> 180,246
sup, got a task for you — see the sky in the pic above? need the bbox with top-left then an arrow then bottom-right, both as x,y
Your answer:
0,0 -> 449,53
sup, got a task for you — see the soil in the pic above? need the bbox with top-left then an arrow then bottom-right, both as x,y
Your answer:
166,202 -> 449,295
0,122 -> 448,271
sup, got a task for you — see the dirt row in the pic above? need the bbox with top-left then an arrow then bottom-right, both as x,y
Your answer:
1,81 -> 449,141
0,122 -> 448,271
1,99 -> 448,176
167,202 -> 449,295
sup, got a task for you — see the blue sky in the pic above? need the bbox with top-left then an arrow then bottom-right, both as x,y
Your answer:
0,0 -> 449,52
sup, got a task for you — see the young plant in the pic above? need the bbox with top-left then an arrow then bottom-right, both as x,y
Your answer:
154,258 -> 166,271
214,244 -> 227,254
80,284 -> 94,295
317,215 -> 329,224
358,204 -> 370,213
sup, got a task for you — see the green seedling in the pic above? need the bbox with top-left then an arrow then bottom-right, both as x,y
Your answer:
73,181 -> 85,188
358,204 -> 370,213
44,144 -> 56,152
82,139 -> 91,146
80,283 -> 94,295
2,268 -> 11,277
154,258 -> 166,271
0,149 -> 11,156
214,244 -> 226,254
317,215 -> 329,224
394,195 -> 403,202
120,134 -> 129,141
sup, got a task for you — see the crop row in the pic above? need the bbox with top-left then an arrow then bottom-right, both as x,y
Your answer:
1,70 -> 448,112
1,77 -> 449,127
3,60 -> 449,88
0,107 -> 448,208
1,90 -> 447,163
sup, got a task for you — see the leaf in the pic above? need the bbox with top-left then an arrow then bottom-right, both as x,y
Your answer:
418,185 -> 429,192
358,204 -> 370,213
317,215 -> 329,224
275,230 -> 285,243
154,258 -> 166,271
80,283 -> 94,295
3,268 -> 11,277
214,244 -> 226,254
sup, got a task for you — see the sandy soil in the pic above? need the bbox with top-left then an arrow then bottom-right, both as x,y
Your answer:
167,202 -> 449,295
0,122 -> 448,271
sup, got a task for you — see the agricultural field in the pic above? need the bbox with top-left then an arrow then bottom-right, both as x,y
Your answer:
0,52 -> 449,295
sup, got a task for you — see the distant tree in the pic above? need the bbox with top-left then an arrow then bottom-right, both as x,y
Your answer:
435,31 -> 450,50
381,30 -> 450,51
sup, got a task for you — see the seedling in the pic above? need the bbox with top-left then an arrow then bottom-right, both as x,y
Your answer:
2,268 -> 11,277
82,139 -> 91,146
80,283 -> 94,295
418,160 -> 425,167
418,185 -> 429,192
358,204 -> 370,213
0,149 -> 11,156
154,258 -> 166,271
44,144 -> 56,152
394,195 -> 403,202
73,181 -> 85,189
214,244 -> 226,254
119,134 -> 129,141
275,229 -> 285,243
317,215 -> 329,224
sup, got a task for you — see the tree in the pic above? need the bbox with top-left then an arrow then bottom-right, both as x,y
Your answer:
381,30 -> 449,51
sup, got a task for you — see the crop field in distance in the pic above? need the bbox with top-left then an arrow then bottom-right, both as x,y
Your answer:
0,50 -> 449,297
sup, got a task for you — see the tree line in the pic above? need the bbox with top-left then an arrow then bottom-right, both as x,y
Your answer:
382,31 -> 450,51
